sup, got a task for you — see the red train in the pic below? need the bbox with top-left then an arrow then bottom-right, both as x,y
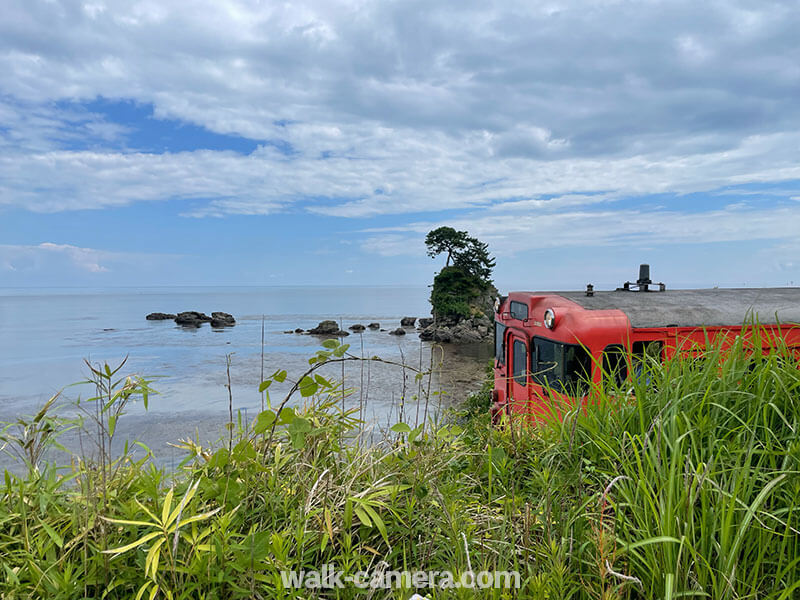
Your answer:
491,265 -> 800,423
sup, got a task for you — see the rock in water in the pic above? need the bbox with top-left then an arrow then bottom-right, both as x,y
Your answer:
418,317 -> 434,328
308,320 -> 349,336
175,311 -> 212,327
146,312 -> 176,320
389,328 -> 407,335
400,316 -> 417,327
210,311 -> 236,327
349,323 -> 366,332
368,322 -> 380,329
294,328 -> 304,333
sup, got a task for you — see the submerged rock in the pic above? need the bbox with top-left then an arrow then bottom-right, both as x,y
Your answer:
308,320 -> 349,336
210,311 -> 236,327
146,312 -> 176,321
175,311 -> 212,327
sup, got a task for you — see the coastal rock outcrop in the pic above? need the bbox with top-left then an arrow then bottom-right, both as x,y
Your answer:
175,311 -> 213,327
146,312 -> 176,320
210,311 -> 236,327
418,318 -> 433,329
389,327 -> 406,335
419,285 -> 496,344
349,324 -> 366,332
368,322 -> 380,330
308,320 -> 350,337
400,316 -> 417,327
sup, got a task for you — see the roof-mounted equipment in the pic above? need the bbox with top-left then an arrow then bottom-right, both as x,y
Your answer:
617,264 -> 666,292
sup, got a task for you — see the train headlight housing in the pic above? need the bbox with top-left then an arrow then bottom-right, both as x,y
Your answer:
494,297 -> 500,312
543,308 -> 556,329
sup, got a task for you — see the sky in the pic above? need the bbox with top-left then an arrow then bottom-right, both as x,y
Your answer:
1,0 -> 800,291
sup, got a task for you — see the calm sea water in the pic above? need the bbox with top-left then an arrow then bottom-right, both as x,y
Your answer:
0,286 -> 488,466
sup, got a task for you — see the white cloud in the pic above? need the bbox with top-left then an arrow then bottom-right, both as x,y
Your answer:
0,242 -> 177,275
0,0 -> 800,221
364,202 -> 800,256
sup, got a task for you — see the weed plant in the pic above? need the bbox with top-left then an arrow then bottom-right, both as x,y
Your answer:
1,331 -> 799,598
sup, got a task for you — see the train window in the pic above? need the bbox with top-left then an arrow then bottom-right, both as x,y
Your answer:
495,322 -> 506,364
513,339 -> 527,385
532,337 -> 592,394
563,344 -> 593,395
602,345 -> 627,387
602,341 -> 662,387
509,301 -> 529,320
534,338 -> 560,387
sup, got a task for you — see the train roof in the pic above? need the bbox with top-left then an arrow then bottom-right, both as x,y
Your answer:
525,288 -> 800,328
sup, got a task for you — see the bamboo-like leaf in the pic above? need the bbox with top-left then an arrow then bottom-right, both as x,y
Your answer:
161,487 -> 174,525
145,537 -> 164,579
134,581 -> 153,600
103,530 -> 162,555
135,499 -> 160,524
102,516 -> 157,528
39,521 -> 63,548
166,480 -> 199,528
360,503 -> 388,543
354,506 -> 371,528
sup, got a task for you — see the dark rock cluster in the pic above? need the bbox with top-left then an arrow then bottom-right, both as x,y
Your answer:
146,311 -> 236,328
418,314 -> 492,343
307,320 -> 349,337
145,312 -> 175,320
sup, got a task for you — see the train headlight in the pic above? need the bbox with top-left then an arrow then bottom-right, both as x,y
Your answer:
543,308 -> 556,329
494,297 -> 500,312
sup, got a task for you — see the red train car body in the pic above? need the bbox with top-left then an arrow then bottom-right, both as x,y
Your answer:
491,266 -> 800,423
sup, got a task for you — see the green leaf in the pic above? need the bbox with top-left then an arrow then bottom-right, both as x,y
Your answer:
290,417 -> 312,433
391,423 -> 412,433
253,410 -> 276,434
258,380 -> 272,393
354,506 -> 371,527
40,521 -> 63,548
299,376 -> 318,397
408,425 -> 424,443
108,414 -> 117,437
333,344 -> 350,357
322,339 -> 339,349
104,530 -> 162,555
274,370 -> 287,383
279,407 -> 296,424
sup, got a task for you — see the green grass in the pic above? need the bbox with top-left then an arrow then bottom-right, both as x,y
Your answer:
2,333 -> 800,598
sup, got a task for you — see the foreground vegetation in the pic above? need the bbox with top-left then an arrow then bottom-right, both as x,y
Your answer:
2,336 -> 800,599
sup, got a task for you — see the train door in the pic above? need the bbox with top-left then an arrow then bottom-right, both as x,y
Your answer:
507,331 -> 529,414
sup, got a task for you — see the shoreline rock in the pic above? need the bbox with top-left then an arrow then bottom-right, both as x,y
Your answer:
400,316 -> 417,327
210,311 -> 236,328
175,311 -> 213,327
419,314 -> 492,344
146,312 -> 176,320
308,320 -> 350,337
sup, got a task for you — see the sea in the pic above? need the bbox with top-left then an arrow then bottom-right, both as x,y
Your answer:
0,286 -> 490,467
